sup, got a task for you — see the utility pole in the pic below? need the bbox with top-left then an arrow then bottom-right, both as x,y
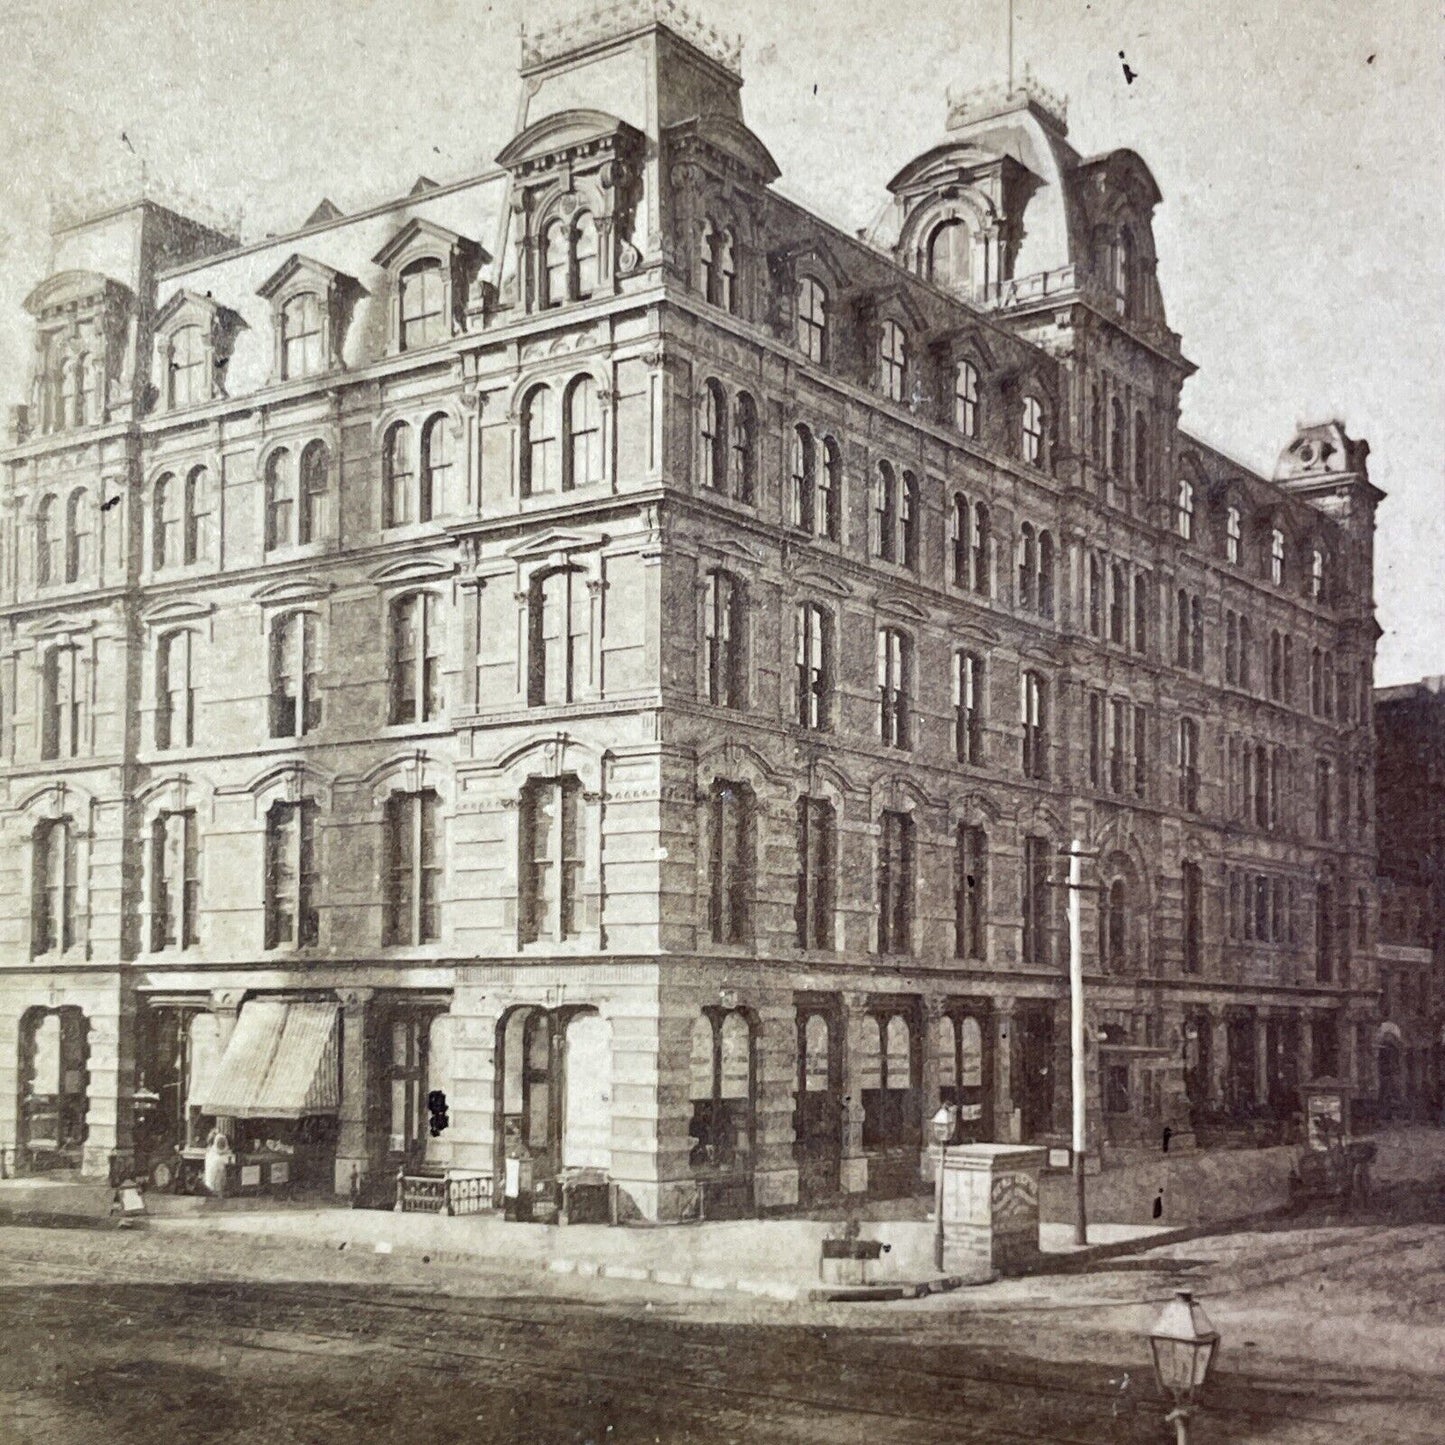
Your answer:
1067,838 -> 1088,1246
1007,0 -> 1015,93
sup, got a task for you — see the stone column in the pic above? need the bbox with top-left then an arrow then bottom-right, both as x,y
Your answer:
1210,1014 -> 1229,1107
920,998 -> 944,1183
993,1000 -> 1018,1142
839,991 -> 870,1194
334,988 -> 374,1195
446,984 -> 498,1183
753,994 -> 800,1212
1254,1011 -> 1271,1107
207,989 -> 244,1150
940,1144 -> 1048,1282
80,983 -> 133,1181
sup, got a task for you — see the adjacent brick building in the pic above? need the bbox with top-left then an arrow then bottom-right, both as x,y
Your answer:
0,3 -> 1383,1217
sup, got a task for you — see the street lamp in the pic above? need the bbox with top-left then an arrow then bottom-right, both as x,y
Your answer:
930,1104 -> 956,1271
1147,1290 -> 1220,1444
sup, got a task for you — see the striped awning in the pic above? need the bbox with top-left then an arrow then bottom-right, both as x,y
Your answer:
197,1000 -> 340,1120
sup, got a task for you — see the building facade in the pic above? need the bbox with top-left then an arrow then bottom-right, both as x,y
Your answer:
1375,678 -> 1445,1119
0,4 -> 1382,1218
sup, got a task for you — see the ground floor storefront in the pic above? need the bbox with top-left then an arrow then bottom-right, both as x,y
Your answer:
0,962 -> 1381,1220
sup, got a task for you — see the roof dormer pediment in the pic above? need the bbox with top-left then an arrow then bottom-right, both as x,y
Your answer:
153,288 -> 245,336
256,252 -> 349,302
24,270 -> 132,320
495,108 -> 643,175
371,218 -> 488,271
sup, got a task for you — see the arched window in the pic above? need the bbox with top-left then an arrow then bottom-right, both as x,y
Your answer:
1101,878 -> 1127,970
270,611 -> 322,738
184,465 -> 212,564
874,462 -> 898,563
520,387 -> 558,498
700,380 -> 727,492
1021,394 -> 1044,465
265,449 -> 296,550
1113,227 -> 1133,308
541,219 -> 568,309
280,292 -> 323,379
35,495 -> 59,585
790,425 -> 815,531
1110,562 -> 1128,643
519,777 -> 584,946
383,789 -> 442,945
74,354 -> 95,426
879,320 -> 907,402
574,212 -> 599,300
955,360 -> 979,437
399,258 -> 446,350
699,220 -> 718,303
1109,397 -> 1126,477
59,360 -> 78,431
819,437 -> 841,542
796,276 -> 827,363
1134,411 -> 1149,493
1310,547 -> 1325,601
730,392 -> 756,503
927,218 -> 971,292
1176,477 -> 1195,540
1225,504 -> 1241,564
64,489 -> 91,584
1016,521 -> 1037,611
1038,530 -> 1056,619
716,227 -> 737,313
153,475 -> 180,569
563,377 -> 603,491
877,627 -> 911,749
796,601 -> 831,730
1178,716 -> 1200,811
707,780 -> 753,943
169,325 -> 207,407
417,416 -> 450,521
1269,527 -> 1285,585
950,493 -> 970,587
702,570 -> 744,708
389,592 -> 443,724
972,501 -> 991,596
901,470 -> 920,570
1021,670 -> 1048,779
32,820 -> 78,956
155,629 -> 196,751
382,422 -> 416,525
299,443 -> 328,542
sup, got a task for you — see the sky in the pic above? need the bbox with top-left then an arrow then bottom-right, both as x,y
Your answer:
0,0 -> 1440,683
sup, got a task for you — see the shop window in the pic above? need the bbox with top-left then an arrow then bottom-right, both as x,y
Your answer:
689,1011 -> 754,1170
383,789 -> 441,946
862,1013 -> 919,1148
265,800 -> 318,949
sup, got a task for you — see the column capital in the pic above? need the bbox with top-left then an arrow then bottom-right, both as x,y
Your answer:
336,987 -> 376,1012
210,989 -> 245,1015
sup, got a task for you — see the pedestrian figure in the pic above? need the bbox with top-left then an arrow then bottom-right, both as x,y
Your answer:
1152,1187 -> 1164,1220
1162,1125 -> 1172,1153
203,1129 -> 233,1199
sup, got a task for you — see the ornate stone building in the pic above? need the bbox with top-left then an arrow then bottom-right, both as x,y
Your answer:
0,4 -> 1381,1217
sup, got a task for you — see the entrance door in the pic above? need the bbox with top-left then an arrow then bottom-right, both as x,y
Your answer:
561,1013 -> 611,1171
940,1008 -> 993,1143
1017,1007 -> 1055,1141
18,1008 -> 89,1169
794,1005 -> 842,1203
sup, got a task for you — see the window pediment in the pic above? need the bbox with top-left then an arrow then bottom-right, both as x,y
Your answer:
667,115 -> 781,187
496,109 -> 643,176
371,218 -> 488,272
142,597 -> 213,629
27,614 -> 95,644
251,576 -> 332,608
790,567 -> 851,598
154,289 -> 243,336
874,593 -> 929,624
368,556 -> 456,586
24,270 -> 132,320
257,253 -> 350,302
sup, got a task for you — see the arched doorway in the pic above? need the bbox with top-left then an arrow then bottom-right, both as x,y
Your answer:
689,1008 -> 756,1217
938,1004 -> 993,1143
794,1001 -> 842,1204
861,1002 -> 922,1197
18,1006 -> 90,1172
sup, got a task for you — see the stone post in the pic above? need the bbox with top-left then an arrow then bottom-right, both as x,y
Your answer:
993,1000 -> 1018,1142
334,988 -> 374,1195
920,998 -> 943,1183
839,992 -> 869,1194
940,1143 -> 1048,1282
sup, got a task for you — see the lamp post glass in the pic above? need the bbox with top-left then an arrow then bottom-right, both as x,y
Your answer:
931,1106 -> 955,1272
1148,1291 -> 1220,1443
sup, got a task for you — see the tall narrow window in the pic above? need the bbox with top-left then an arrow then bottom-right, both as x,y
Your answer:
1226,612 -> 1240,685
41,646 -> 82,761
1022,834 -> 1050,965
928,218 -> 971,290
708,780 -> 752,945
700,380 -> 727,492
519,776 -> 584,945
795,796 -> 835,950
1108,697 -> 1127,793
269,612 -> 321,738
265,448 -> 296,549
1182,861 -> 1203,975
1310,547 -> 1325,601
1269,527 -> 1285,585
790,425 -> 815,531
955,824 -> 987,960
955,361 -> 979,437
819,438 -> 841,542
389,593 -> 442,724
36,495 -> 60,585
1134,412 -> 1149,494
703,570 -> 743,708
1088,691 -> 1104,788
1017,523 -> 1037,612
715,227 -> 737,313
155,630 -> 196,751
399,258 -> 445,350
1109,398 -> 1126,478
155,474 -> 184,570
1133,571 -> 1150,653
874,463 -> 898,562
1021,670 -> 1047,780
1316,885 -> 1334,983
1226,505 -> 1241,564
877,627 -> 910,750
699,222 -> 718,305
1021,395 -> 1044,465
184,466 -> 212,564
265,799 -> 318,949
1238,615 -> 1253,690
150,809 -> 199,952
280,292 -> 323,379
1133,703 -> 1149,799
1038,531 -> 1055,618
954,650 -> 984,764
1316,758 -> 1333,839
877,810 -> 913,955
418,418 -> 451,523
1092,556 -> 1106,638
541,219 -> 568,308
169,325 -> 207,407
951,494 -> 970,587
573,212 -> 599,300
972,502 -> 991,596
1101,879 -> 1127,971
901,471 -> 920,571
879,320 -> 907,402
1178,716 -> 1200,812
1191,596 -> 1204,672
520,386 -> 558,498
563,378 -> 603,492
796,602 -> 831,730
1109,563 -> 1127,644
1177,477 -> 1194,540
32,819 -> 77,957
529,567 -> 587,707
64,489 -> 92,584
383,789 -> 441,946
796,277 -> 827,363
730,392 -> 757,503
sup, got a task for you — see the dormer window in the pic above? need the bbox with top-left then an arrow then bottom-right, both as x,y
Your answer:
1021,395 -> 1044,466
700,220 -> 737,313
797,277 -> 827,363
169,326 -> 207,407
1310,547 -> 1325,601
399,260 -> 445,350
1176,478 -> 1195,541
1226,505 -> 1241,563
955,362 -> 979,438
1269,527 -> 1285,586
153,290 -> 242,412
927,218 -> 971,293
281,293 -> 323,379
879,320 -> 907,403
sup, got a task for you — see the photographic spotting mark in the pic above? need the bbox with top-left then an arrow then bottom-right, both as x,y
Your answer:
1119,51 -> 1137,84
